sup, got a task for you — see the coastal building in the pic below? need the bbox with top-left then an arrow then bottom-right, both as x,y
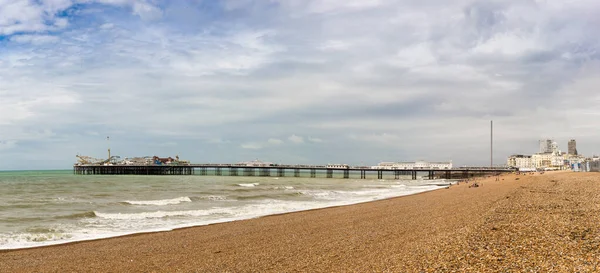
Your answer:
531,153 -> 552,169
568,139 -> 578,155
507,156 -> 516,168
509,138 -> 584,171
539,139 -> 553,153
551,141 -> 560,154
507,155 -> 534,170
371,160 -> 452,170
565,154 -> 585,167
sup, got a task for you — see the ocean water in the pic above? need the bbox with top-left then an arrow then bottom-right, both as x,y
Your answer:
0,170 -> 450,249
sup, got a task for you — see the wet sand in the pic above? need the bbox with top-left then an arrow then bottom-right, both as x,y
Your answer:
1,172 -> 599,272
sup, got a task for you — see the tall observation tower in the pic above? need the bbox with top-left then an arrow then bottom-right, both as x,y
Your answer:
107,136 -> 111,161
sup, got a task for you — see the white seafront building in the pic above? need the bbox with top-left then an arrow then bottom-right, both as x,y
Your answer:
506,155 -> 535,170
508,139 -> 587,170
371,160 -> 453,170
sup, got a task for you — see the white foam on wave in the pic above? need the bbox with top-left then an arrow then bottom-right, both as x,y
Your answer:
0,232 -> 74,249
201,195 -> 227,201
273,186 -> 295,190
124,196 -> 192,206
95,207 -> 235,220
0,180 -> 448,250
299,190 -> 337,200
238,183 -> 259,187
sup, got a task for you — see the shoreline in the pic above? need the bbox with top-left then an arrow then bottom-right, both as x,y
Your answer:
3,171 -> 598,272
0,180 -> 451,251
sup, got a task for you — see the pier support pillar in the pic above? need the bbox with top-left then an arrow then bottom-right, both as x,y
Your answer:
394,171 -> 400,180
343,169 -> 349,179
277,168 -> 285,177
411,171 -> 417,180
294,168 -> 300,177
244,168 -> 255,176
216,167 -> 222,176
231,167 -> 238,176
377,170 -> 383,180
360,170 -> 366,179
326,169 -> 333,178
310,169 -> 316,178
260,168 -> 270,177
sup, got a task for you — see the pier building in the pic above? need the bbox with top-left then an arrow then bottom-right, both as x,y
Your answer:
371,160 -> 453,170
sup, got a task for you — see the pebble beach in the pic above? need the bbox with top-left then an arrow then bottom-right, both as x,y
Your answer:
1,171 -> 599,272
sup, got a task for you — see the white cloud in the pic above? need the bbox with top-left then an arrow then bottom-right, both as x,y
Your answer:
288,135 -> 304,144
132,1 -> 163,21
472,31 -> 542,56
10,34 -> 59,44
308,137 -> 323,143
305,0 -> 384,14
99,23 -> 114,29
1,0 -> 600,169
0,0 -> 73,35
268,138 -> 284,145
390,42 -> 437,68
241,142 -> 263,150
319,40 -> 351,51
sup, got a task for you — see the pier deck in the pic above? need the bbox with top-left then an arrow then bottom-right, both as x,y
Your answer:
73,164 -> 512,180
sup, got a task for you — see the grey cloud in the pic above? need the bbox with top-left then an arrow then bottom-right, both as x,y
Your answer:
1,0 -> 600,169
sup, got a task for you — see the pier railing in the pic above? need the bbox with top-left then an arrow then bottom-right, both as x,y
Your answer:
73,164 -> 513,180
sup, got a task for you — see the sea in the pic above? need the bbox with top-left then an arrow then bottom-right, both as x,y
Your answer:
0,170 -> 451,250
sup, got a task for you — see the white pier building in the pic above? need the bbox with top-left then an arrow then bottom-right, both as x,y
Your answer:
371,160 -> 453,170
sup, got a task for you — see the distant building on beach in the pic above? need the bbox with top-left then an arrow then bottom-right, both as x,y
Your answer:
508,138 -> 587,171
371,160 -> 452,170
568,139 -> 578,155
506,155 -> 534,170
539,139 -> 553,153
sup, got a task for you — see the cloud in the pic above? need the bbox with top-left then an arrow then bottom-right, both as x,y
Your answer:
0,140 -> 17,151
268,138 -> 284,145
132,1 -> 163,21
1,0 -> 600,169
10,34 -> 59,44
241,138 -> 284,149
0,0 -> 73,35
288,135 -> 304,144
207,138 -> 230,144
308,137 -> 323,143
241,142 -> 263,150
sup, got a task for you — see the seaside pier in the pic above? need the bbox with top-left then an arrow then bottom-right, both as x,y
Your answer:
73,164 -> 512,180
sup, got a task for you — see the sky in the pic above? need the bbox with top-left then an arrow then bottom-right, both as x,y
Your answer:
1,0 -> 600,170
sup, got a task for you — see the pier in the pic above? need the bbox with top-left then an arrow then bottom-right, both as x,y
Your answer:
73,164 -> 512,179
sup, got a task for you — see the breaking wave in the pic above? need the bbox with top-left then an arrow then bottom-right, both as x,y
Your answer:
123,197 -> 192,206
